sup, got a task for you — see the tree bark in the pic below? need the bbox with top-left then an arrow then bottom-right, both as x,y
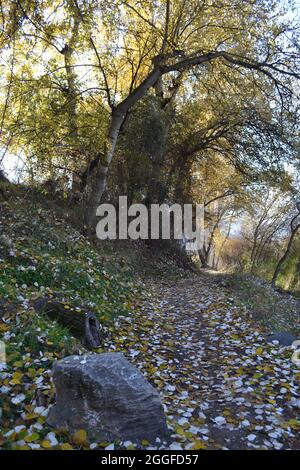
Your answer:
62,44 -> 83,198
198,208 -> 226,268
272,202 -> 300,287
34,298 -> 102,349
198,248 -> 209,268
272,227 -> 299,287
85,109 -> 125,229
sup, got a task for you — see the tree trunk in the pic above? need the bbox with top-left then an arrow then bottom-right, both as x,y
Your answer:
173,160 -> 193,204
85,110 -> 124,230
198,209 -> 225,268
272,228 -> 299,287
34,298 -> 102,349
60,14 -> 80,197
84,52 -> 241,231
198,248 -> 209,268
272,202 -> 300,287
63,45 -> 82,198
145,151 -> 167,206
63,45 -> 78,143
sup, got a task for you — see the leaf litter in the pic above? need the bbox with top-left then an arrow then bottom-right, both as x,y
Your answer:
105,274 -> 300,450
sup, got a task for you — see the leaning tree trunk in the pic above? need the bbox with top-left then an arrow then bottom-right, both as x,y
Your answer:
198,248 -> 209,268
272,228 -> 299,287
85,69 -> 163,231
272,202 -> 300,287
86,110 -> 124,231
198,209 -> 225,268
34,298 -> 102,349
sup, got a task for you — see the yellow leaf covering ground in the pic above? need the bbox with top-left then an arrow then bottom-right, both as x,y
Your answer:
1,272 -> 300,449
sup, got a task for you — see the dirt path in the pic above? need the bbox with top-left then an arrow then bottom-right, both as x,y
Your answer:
107,272 -> 300,450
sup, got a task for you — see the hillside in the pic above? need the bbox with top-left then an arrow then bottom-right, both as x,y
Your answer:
0,186 -> 189,448
1,188 -> 300,450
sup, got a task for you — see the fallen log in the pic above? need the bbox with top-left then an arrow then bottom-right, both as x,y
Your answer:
34,298 -> 102,349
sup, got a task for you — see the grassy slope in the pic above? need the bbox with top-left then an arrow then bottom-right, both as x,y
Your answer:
223,273 -> 300,336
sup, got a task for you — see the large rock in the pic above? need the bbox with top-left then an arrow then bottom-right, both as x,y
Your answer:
47,352 -> 169,442
266,331 -> 296,346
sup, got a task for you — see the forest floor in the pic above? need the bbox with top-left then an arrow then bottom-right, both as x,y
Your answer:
1,186 -> 300,450
105,273 -> 300,450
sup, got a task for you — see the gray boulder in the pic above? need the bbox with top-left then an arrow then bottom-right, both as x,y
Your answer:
47,352 -> 169,443
266,331 -> 296,346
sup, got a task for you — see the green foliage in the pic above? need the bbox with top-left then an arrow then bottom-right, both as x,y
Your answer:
1,192 -> 138,316
10,312 -> 77,356
114,95 -> 172,202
